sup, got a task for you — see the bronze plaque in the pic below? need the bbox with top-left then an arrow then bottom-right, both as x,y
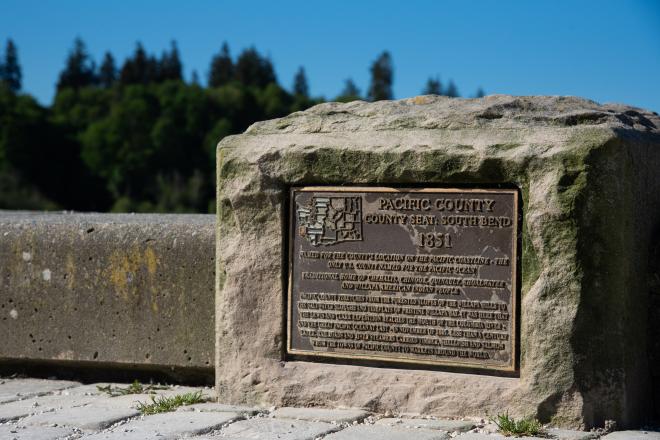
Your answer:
287,186 -> 519,372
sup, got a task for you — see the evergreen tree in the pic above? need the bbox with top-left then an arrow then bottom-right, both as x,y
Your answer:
0,39 -> 491,214
423,76 -> 442,95
208,42 -> 233,87
98,52 -> 116,88
474,86 -> 486,98
367,51 -> 393,101
159,40 -> 183,81
234,47 -> 276,88
191,70 -> 200,85
293,66 -> 309,97
341,78 -> 360,97
445,79 -> 459,97
336,78 -> 361,102
0,39 -> 22,92
119,42 -> 158,85
56,38 -> 97,91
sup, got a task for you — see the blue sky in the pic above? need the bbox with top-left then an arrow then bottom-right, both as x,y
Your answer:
2,0 -> 659,111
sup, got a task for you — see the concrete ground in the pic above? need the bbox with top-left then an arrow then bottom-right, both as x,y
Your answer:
0,377 -> 657,440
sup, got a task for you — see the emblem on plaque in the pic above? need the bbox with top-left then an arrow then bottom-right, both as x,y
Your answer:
297,196 -> 363,246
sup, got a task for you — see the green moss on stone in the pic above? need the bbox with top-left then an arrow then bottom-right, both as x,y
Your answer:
218,153 -> 252,180
520,186 -> 540,296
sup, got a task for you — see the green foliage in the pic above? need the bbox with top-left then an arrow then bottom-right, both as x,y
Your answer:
51,86 -> 112,130
0,39 -> 475,213
293,66 -> 309,97
117,40 -> 183,86
79,84 -> 159,197
191,70 -> 200,85
158,41 -> 183,82
422,76 -> 466,97
235,47 -> 276,88
98,52 -> 117,88
96,380 -> 169,397
57,38 -> 97,91
257,82 -> 293,119
0,85 -> 47,168
336,78 -> 361,102
205,118 -> 233,159
367,51 -> 393,101
208,42 -> 233,87
490,413 -> 544,437
69,76 -> 300,211
0,84 -> 87,209
0,39 -> 21,92
136,390 -> 207,415
119,42 -> 159,85
445,79 -> 460,97
423,76 -> 442,95
0,169 -> 58,210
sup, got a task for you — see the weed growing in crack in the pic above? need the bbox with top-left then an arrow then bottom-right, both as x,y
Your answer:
96,380 -> 169,397
136,390 -> 207,414
490,412 -> 544,437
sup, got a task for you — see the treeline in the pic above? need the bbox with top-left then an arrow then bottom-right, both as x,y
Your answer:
0,39 -> 484,213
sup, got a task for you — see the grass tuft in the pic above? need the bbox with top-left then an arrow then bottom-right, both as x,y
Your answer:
97,380 -> 169,397
490,412 -> 544,437
136,390 -> 207,415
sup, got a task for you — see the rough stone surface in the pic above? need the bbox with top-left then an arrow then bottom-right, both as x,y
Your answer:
455,435 -> 544,440
83,410 -> 241,439
0,382 -> 109,422
38,382 -> 207,401
323,424 -> 450,440
271,407 -> 369,423
376,417 -> 475,432
0,378 -> 79,403
177,402 -> 264,415
602,432 -> 660,440
0,382 -> 205,423
0,212 -> 215,378
207,418 -> 340,440
546,428 -> 598,439
100,385 -> 212,406
20,403 -> 139,430
0,424 -> 75,440
215,95 -> 660,428
0,392 -> 98,422
451,435 -> 507,440
650,237 -> 660,422
1,379 -> 627,439
0,379 -> 651,439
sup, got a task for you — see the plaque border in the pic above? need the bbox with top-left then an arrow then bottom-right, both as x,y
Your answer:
286,186 -> 519,373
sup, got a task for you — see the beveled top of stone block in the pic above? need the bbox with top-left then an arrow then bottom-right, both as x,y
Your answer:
241,95 -> 659,135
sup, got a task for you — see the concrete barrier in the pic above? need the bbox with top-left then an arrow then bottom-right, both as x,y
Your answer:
0,211 -> 214,382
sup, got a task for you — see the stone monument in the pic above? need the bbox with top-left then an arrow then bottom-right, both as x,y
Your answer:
215,95 -> 660,428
